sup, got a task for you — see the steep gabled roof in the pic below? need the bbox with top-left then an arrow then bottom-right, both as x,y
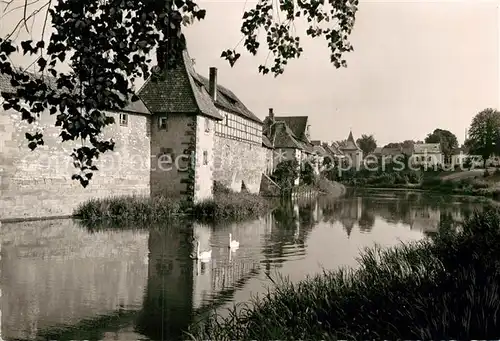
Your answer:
273,116 -> 309,141
0,72 -> 150,115
322,143 -> 344,159
329,142 -> 344,155
312,143 -> 329,157
340,130 -> 361,151
191,73 -> 262,124
138,49 -> 222,120
267,121 -> 303,150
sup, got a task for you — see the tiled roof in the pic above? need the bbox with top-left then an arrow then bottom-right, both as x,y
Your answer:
138,49 -> 222,120
191,73 -> 262,124
340,131 -> 361,151
273,116 -> 308,140
312,144 -> 329,156
381,147 -> 403,156
1,71 -> 150,115
301,141 -> 315,154
329,142 -> 344,155
267,121 -> 303,150
262,135 -> 273,149
414,143 -> 441,154
322,143 -> 344,158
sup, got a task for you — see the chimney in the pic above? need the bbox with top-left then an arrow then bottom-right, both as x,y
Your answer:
209,67 -> 217,101
269,108 -> 274,120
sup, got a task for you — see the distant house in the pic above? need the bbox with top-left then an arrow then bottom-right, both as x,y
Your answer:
268,113 -> 315,164
262,135 -> 274,175
338,131 -> 363,170
311,140 -> 330,174
411,143 -> 443,167
263,111 -> 304,186
451,146 -> 469,167
322,142 -> 345,164
372,146 -> 406,164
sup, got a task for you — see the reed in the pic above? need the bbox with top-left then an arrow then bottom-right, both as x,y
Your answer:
188,208 -> 500,340
74,183 -> 271,225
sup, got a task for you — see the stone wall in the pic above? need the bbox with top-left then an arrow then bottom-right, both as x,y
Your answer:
193,115 -> 216,202
149,113 -> 194,199
0,108 -> 151,221
264,148 -> 273,175
213,136 -> 267,194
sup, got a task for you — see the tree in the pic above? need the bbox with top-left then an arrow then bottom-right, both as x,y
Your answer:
300,161 -> 316,185
272,159 -> 299,192
0,0 -> 358,187
424,128 -> 458,163
356,134 -> 377,155
401,140 -> 415,149
466,108 -> 500,168
384,142 -> 401,149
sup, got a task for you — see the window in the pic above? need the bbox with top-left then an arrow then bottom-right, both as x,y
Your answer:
203,150 -> 208,165
119,113 -> 128,126
159,116 -> 168,130
224,114 -> 229,126
205,117 -> 210,133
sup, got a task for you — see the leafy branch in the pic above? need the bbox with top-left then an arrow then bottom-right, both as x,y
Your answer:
0,0 -> 357,188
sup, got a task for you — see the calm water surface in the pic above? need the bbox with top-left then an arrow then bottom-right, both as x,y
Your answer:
0,191 -> 488,340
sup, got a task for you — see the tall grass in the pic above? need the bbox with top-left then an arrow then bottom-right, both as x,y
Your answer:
74,195 -> 187,224
74,183 -> 272,224
189,208 -> 500,340
191,186 -> 272,222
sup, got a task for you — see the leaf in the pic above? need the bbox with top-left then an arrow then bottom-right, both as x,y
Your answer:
37,57 -> 47,71
28,141 -> 37,150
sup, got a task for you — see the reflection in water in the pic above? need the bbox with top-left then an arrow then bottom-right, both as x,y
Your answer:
0,191 -> 487,340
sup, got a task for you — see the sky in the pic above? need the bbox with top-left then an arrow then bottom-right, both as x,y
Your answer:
1,0 -> 499,147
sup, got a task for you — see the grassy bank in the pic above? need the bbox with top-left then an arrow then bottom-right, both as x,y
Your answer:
74,184 -> 273,225
341,167 -> 500,199
189,208 -> 500,339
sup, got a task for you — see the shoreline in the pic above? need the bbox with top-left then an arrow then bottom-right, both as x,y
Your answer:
343,183 -> 500,200
0,182 -> 345,225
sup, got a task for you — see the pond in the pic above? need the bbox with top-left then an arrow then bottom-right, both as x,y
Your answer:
0,190 -> 488,340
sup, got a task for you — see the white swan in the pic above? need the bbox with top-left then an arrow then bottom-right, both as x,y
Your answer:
228,233 -> 239,249
194,240 -> 212,262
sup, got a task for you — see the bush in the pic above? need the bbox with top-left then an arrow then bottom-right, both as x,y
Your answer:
272,159 -> 300,191
300,161 -> 316,186
213,181 -> 233,194
74,195 -> 184,224
191,208 -> 500,340
192,191 -> 271,221
315,176 -> 344,195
